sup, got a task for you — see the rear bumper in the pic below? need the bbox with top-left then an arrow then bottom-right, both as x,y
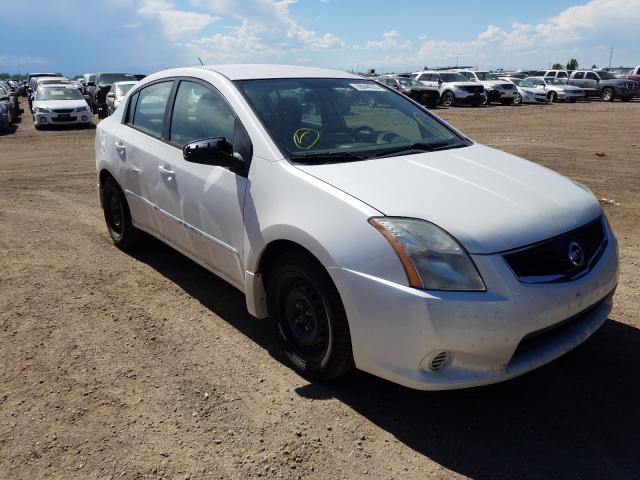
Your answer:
329,220 -> 619,390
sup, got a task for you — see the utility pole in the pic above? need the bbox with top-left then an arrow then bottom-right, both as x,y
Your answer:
608,43 -> 614,68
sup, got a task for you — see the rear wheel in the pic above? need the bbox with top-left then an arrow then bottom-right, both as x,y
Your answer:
601,88 -> 614,102
101,177 -> 143,249
440,91 -> 454,107
266,250 -> 354,381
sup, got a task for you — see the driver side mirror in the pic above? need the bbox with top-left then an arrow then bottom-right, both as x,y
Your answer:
183,137 -> 245,174
107,92 -> 115,98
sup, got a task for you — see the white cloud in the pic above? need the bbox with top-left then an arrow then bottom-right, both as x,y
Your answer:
354,30 -> 411,50
139,0 -> 219,40
188,0 -> 343,61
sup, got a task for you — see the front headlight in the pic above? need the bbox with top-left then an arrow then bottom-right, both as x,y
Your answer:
369,217 -> 485,291
76,106 -> 89,112
35,107 -> 51,113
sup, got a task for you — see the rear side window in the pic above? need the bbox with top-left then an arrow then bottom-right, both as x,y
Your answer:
573,72 -> 584,79
557,71 -> 568,78
131,81 -> 173,137
586,72 -> 599,80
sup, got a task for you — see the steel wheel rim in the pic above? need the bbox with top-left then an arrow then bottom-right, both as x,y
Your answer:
107,191 -> 124,236
280,275 -> 330,362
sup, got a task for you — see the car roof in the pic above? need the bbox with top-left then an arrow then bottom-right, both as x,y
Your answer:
201,64 -> 361,80
38,83 -> 77,88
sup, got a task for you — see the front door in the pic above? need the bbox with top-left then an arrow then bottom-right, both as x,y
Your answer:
154,79 -> 248,287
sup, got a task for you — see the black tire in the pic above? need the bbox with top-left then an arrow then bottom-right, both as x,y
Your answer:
101,177 -> 143,249
440,91 -> 454,107
601,88 -> 614,102
266,250 -> 354,381
548,91 -> 558,103
513,93 -> 523,105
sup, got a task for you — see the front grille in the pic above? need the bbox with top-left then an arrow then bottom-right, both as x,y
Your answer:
461,85 -> 484,94
503,217 -> 606,283
501,83 -> 515,90
52,108 -> 74,113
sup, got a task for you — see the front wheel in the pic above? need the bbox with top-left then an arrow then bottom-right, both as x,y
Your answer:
266,250 -> 354,381
548,91 -> 558,103
513,93 -> 523,105
601,88 -> 614,102
101,178 -> 143,249
440,91 -> 454,107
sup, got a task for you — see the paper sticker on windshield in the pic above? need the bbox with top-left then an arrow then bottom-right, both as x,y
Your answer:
349,83 -> 385,92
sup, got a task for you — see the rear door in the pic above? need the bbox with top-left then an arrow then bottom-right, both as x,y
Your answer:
153,78 -> 250,287
585,72 -> 600,93
113,80 -> 174,235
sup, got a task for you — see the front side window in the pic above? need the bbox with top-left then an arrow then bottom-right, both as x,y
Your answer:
236,78 -> 467,162
557,71 -> 568,78
131,81 -> 173,137
441,73 -> 470,82
586,72 -> 599,80
170,80 -> 237,147
573,72 -> 585,79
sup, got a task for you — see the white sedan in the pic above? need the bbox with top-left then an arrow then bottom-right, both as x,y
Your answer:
525,76 -> 585,103
95,65 -> 618,390
502,77 -> 548,104
33,84 -> 92,129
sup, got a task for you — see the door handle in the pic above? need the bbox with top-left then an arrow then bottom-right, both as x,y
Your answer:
158,164 -> 175,180
115,141 -> 126,154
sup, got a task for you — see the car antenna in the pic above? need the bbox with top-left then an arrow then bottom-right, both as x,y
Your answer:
198,57 -> 204,66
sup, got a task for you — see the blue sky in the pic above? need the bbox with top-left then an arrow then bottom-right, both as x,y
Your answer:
1,0 -> 639,76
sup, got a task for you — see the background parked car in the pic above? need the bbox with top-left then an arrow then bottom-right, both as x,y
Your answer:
501,77 -> 548,105
0,83 -> 15,131
523,76 -> 584,103
377,75 -> 440,108
413,70 -> 486,106
567,70 -> 637,101
32,83 -> 92,130
87,73 -> 136,118
623,66 -> 640,96
106,80 -> 137,115
531,69 -> 571,79
29,77 -> 71,112
455,69 -> 517,105
1,80 -> 20,119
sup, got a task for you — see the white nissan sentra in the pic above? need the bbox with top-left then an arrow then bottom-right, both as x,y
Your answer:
95,65 -> 618,390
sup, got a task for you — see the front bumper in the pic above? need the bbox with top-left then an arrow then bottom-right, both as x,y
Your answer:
330,221 -> 619,390
33,110 -> 92,126
452,90 -> 486,105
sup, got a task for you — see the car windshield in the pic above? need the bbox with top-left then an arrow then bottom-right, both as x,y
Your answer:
36,86 -> 84,101
476,72 -> 499,80
98,73 -> 135,85
398,78 -> 422,87
441,73 -> 471,82
236,78 -> 467,162
597,71 -> 617,80
116,83 -> 135,96
545,78 -> 567,85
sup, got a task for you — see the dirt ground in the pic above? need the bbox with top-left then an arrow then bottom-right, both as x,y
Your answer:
1,97 -> 639,480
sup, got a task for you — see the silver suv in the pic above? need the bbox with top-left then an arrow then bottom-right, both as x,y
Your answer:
413,70 -> 485,107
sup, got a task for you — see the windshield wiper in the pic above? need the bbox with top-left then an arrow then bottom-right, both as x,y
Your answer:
289,151 -> 369,164
373,141 -> 456,158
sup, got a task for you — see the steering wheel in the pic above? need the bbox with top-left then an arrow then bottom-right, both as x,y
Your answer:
376,131 -> 405,144
352,125 -> 376,140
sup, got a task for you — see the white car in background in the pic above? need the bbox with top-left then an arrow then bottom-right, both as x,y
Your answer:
32,84 -> 92,129
524,76 -> 584,103
95,64 -> 618,390
502,77 -> 548,104
412,70 -> 486,106
106,81 -> 138,115
455,70 -> 518,105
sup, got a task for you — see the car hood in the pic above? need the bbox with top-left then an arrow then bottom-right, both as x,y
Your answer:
295,143 -> 602,254
33,99 -> 88,109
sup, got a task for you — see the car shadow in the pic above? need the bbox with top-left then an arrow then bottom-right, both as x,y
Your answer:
0,124 -> 18,135
126,237 -> 640,480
